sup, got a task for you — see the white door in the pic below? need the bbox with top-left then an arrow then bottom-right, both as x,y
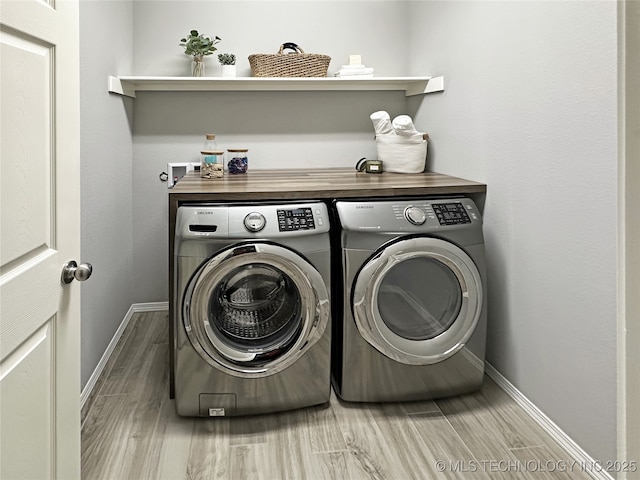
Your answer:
0,0 -> 82,478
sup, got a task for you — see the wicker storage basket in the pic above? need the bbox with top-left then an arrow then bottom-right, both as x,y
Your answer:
375,133 -> 429,174
249,42 -> 331,77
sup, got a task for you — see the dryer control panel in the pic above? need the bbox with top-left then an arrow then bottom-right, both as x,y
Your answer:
336,198 -> 481,233
432,202 -> 471,226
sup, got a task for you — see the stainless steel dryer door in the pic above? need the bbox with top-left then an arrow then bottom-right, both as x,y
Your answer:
352,236 -> 482,365
183,242 -> 329,377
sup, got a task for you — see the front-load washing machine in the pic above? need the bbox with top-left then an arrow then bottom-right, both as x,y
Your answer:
332,197 -> 487,402
174,201 -> 331,416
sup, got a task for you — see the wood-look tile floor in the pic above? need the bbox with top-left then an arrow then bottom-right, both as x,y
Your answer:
81,312 -> 591,480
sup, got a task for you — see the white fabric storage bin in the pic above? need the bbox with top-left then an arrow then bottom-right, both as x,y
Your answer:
375,133 -> 428,173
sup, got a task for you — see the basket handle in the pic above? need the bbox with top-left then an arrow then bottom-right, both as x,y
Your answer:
278,42 -> 305,54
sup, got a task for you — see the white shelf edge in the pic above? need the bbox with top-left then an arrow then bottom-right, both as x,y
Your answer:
107,75 -> 444,98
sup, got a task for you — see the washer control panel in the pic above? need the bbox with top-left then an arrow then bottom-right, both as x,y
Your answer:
176,202 -> 329,239
277,207 -> 316,231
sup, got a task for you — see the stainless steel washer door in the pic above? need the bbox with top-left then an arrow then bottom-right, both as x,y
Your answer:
183,242 -> 329,377
352,236 -> 482,365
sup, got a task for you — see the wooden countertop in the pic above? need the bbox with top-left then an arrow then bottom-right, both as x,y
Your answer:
169,168 -> 486,200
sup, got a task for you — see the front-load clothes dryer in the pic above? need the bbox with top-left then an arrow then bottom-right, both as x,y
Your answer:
174,202 -> 331,417
332,197 -> 487,402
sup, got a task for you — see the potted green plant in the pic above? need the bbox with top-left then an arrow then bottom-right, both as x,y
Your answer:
179,29 -> 221,77
218,53 -> 236,77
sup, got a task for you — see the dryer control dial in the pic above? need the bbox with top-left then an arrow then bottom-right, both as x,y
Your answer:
244,212 -> 266,232
404,206 -> 427,225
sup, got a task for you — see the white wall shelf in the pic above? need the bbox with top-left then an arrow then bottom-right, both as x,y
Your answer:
107,75 -> 444,98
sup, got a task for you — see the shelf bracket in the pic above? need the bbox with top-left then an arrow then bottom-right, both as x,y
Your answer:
405,76 -> 445,96
108,76 -> 136,98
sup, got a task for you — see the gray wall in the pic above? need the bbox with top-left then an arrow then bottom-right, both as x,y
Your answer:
79,0 -> 619,466
408,0 -> 618,463
130,1 -> 413,301
80,0 -> 134,388
132,0 -> 409,77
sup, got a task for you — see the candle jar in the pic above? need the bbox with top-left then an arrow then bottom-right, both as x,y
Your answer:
227,149 -> 249,174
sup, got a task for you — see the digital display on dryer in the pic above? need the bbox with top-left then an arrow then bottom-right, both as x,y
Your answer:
277,208 -> 315,231
433,203 -> 471,226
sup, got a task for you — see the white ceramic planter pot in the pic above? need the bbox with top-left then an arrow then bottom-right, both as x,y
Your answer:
221,65 -> 236,77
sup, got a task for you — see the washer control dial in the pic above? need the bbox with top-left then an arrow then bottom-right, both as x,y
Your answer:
404,206 -> 427,225
244,212 -> 266,232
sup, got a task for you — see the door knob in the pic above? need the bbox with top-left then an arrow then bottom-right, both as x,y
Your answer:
61,260 -> 93,284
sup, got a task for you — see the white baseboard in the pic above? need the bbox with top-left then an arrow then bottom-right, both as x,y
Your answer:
131,301 -> 169,312
485,363 -> 614,480
80,301 -> 169,409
